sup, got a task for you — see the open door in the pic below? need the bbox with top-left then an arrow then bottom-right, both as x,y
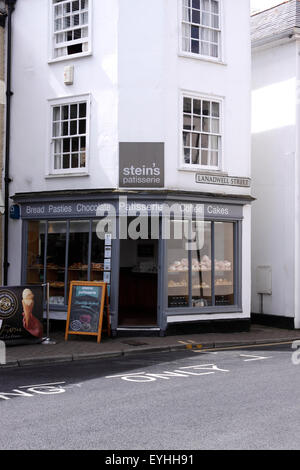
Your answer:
118,236 -> 158,327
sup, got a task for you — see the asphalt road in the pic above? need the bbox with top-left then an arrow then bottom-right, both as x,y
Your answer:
0,343 -> 299,450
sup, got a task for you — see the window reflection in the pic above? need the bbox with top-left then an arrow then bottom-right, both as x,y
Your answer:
191,221 -> 212,307
214,222 -> 234,305
26,221 -> 46,285
47,221 -> 67,305
167,220 -> 189,308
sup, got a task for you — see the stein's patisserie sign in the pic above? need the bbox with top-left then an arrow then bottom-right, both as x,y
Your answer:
0,286 -> 43,343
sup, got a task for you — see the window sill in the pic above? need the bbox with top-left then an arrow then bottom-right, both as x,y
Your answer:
45,172 -> 90,179
48,51 -> 92,64
178,166 -> 225,175
178,52 -> 227,66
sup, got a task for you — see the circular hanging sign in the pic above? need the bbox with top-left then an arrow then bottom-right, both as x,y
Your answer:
0,290 -> 19,320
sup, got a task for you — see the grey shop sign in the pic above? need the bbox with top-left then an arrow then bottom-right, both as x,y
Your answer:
21,200 -> 243,220
119,142 -> 164,188
196,173 -> 251,188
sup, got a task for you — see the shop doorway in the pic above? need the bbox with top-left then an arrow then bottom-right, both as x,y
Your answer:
118,235 -> 158,327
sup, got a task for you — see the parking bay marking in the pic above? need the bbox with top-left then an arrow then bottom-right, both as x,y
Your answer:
105,364 -> 229,382
239,354 -> 272,362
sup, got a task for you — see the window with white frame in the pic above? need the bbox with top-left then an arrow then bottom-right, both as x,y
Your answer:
51,98 -> 88,172
182,0 -> 221,59
52,0 -> 89,59
182,95 -> 221,169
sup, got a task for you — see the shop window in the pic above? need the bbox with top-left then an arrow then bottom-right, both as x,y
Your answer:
181,0 -> 221,59
214,222 -> 234,306
67,220 -> 90,296
52,0 -> 90,59
167,220 -> 235,309
25,219 -> 105,308
47,222 -> 67,305
26,221 -> 46,285
91,221 -> 105,281
167,220 -> 189,308
191,221 -> 212,307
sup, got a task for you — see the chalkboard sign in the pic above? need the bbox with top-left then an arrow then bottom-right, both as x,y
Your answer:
65,281 -> 110,343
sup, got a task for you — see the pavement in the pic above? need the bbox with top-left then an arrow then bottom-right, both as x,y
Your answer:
1,322 -> 300,369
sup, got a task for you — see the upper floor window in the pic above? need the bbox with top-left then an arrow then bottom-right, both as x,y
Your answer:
182,94 -> 222,170
50,96 -> 89,174
52,0 -> 90,59
182,0 -> 221,59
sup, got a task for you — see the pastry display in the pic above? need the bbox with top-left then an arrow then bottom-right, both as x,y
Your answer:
91,262 -> 104,271
168,256 -> 231,272
69,262 -> 88,270
50,281 -> 65,288
168,280 -> 188,288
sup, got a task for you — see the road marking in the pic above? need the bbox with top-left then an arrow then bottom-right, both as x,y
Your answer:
240,354 -> 272,362
200,341 -> 296,352
105,364 -> 229,382
0,382 -> 68,400
18,382 -> 66,389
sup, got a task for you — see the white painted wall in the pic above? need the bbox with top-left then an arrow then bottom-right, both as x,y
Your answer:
9,0 -> 251,196
251,40 -> 296,319
7,0 -> 252,320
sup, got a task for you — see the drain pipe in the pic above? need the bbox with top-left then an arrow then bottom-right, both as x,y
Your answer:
3,0 -> 17,285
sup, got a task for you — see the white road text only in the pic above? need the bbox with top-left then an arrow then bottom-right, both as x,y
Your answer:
105,364 -> 229,382
0,382 -> 67,400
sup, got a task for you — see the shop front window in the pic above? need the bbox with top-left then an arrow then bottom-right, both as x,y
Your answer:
167,220 -> 236,309
91,221 -> 105,281
25,219 -> 106,308
191,221 -> 212,307
167,220 -> 189,308
26,221 -> 46,285
214,222 -> 234,306
67,220 -> 90,296
47,221 -> 67,306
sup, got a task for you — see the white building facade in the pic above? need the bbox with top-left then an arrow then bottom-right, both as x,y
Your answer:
251,0 -> 300,328
8,0 -> 252,335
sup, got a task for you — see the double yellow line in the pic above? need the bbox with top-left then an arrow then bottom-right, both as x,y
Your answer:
185,340 -> 296,352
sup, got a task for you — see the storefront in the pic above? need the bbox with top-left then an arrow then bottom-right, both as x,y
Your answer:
13,191 -> 251,335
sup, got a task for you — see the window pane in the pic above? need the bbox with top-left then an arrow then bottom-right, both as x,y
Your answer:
211,102 -> 219,117
47,222 -> 67,305
167,220 -> 189,308
201,149 -> 209,165
214,223 -> 234,305
183,97 -> 192,114
202,101 -> 210,116
210,150 -> 218,167
211,0 -> 219,14
67,221 -> 89,296
26,222 -> 46,285
193,116 -> 201,132
91,221 -> 105,281
53,107 -> 60,121
191,221 -> 212,307
192,149 -> 199,164
192,9 -> 200,24
211,118 -> 220,133
183,114 -> 192,130
184,147 -> 190,164
202,117 -> 210,132
191,40 -> 199,53
193,99 -> 201,115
